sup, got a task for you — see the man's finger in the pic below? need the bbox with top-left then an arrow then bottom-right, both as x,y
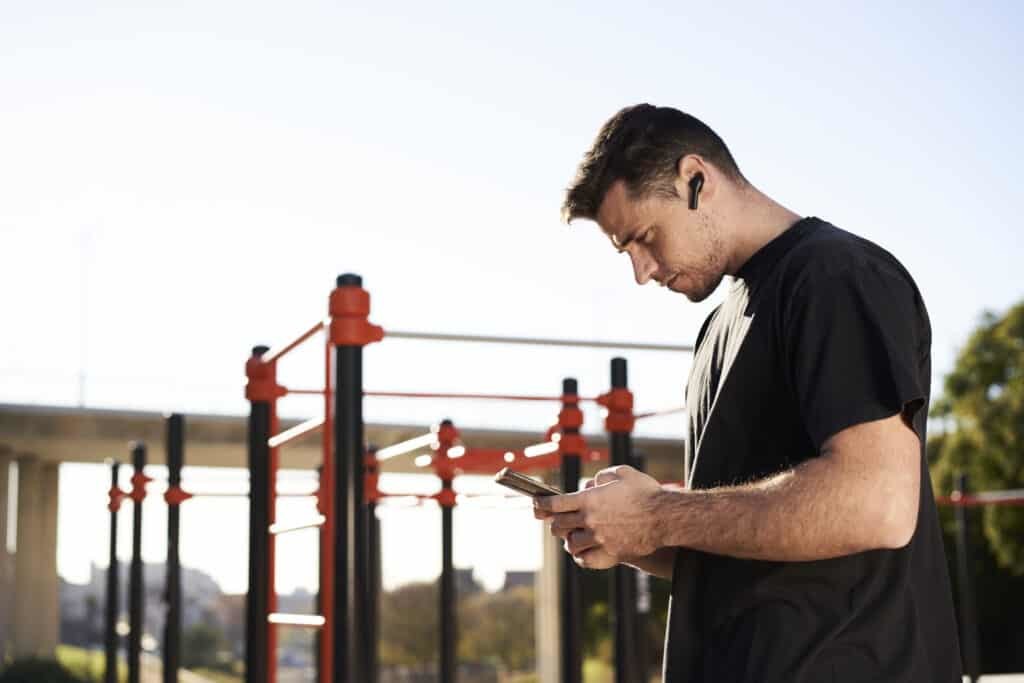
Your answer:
592,467 -> 624,486
533,490 -> 584,514
549,511 -> 586,536
574,546 -> 616,571
565,528 -> 599,555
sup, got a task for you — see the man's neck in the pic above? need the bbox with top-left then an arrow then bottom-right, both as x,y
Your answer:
721,186 -> 802,275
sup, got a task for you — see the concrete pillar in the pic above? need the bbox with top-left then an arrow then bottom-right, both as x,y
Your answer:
39,463 -> 61,654
0,449 -> 13,661
536,522 -> 562,683
12,455 -> 60,658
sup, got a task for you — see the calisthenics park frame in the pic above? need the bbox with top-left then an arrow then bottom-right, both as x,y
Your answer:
241,273 -> 693,683
99,273 -> 1024,683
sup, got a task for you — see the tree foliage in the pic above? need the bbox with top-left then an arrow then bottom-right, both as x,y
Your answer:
0,659 -> 85,683
379,581 -> 439,667
929,301 -> 1024,574
458,586 -> 535,672
182,623 -> 226,670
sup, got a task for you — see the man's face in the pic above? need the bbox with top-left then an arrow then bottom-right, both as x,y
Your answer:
596,179 -> 727,302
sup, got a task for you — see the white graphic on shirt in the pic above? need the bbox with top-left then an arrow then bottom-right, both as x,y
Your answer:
685,279 -> 754,488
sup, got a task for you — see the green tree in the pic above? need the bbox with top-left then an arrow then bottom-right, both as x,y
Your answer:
928,301 -> 1024,672
0,659 -> 85,683
458,586 -> 535,672
182,623 -> 226,670
929,302 -> 1024,573
379,581 -> 438,667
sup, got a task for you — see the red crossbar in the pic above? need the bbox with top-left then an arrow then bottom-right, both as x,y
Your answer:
262,321 -> 326,364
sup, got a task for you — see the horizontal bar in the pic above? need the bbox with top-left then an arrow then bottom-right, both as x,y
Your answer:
157,491 -> 316,499
269,416 -> 325,448
937,489 -> 1024,507
377,432 -> 437,461
185,492 -> 248,498
523,441 -> 559,458
263,321 -> 326,364
269,515 -> 326,535
268,613 -> 326,628
634,406 -> 686,420
366,390 -> 600,403
387,330 -> 693,353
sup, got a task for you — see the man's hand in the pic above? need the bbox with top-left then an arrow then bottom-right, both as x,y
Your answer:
533,465 -> 663,569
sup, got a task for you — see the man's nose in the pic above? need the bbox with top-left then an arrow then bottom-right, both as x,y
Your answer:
630,250 -> 658,285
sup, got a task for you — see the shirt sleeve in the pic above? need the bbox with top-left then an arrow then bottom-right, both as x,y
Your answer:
783,263 -> 927,451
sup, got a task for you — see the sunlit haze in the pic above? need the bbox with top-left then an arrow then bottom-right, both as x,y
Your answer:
2,2 -> 1021,594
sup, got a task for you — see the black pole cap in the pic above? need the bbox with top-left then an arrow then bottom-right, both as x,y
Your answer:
337,273 -> 362,287
252,345 -> 270,357
611,357 -> 628,388
440,418 -> 454,427
130,441 -> 147,468
562,378 -> 578,395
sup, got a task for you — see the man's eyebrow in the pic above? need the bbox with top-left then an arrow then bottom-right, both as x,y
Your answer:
611,229 -> 639,252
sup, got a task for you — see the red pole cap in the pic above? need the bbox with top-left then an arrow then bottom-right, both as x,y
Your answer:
329,276 -> 384,347
245,346 -> 286,402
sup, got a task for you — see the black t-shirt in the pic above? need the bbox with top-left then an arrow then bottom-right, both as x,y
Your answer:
662,217 -> 961,682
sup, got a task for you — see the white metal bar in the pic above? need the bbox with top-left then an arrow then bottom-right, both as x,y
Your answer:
268,416 -> 325,449
267,613 -> 326,628
387,330 -> 693,353
269,515 -> 326,535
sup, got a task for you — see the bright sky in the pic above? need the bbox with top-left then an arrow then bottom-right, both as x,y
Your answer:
2,2 -> 1022,594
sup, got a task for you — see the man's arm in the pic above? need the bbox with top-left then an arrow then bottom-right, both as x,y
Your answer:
538,411 -> 920,568
654,411 -> 921,561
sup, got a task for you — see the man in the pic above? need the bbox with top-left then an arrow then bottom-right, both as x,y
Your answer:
535,104 -> 961,682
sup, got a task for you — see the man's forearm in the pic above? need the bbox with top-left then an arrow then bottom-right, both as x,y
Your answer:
622,546 -> 676,580
653,453 -> 906,561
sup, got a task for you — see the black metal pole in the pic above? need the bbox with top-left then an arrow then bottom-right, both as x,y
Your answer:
560,378 -> 583,683
366,450 -> 381,683
954,473 -> 981,682
104,461 -> 121,683
440,464 -> 456,683
609,358 -> 638,683
631,452 -> 650,683
334,273 -> 367,683
246,346 -> 272,683
128,442 -> 146,683
164,414 -> 185,683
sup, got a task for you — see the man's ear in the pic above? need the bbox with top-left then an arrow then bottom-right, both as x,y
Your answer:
675,155 -> 711,206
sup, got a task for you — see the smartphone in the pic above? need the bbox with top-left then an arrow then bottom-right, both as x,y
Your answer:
493,467 -> 563,497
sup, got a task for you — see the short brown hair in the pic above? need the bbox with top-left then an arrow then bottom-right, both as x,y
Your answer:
561,104 -> 745,223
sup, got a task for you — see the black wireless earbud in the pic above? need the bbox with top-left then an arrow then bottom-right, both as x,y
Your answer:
688,173 -> 704,210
